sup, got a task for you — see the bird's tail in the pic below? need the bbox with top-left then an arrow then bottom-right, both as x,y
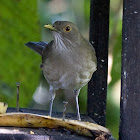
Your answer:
25,41 -> 48,56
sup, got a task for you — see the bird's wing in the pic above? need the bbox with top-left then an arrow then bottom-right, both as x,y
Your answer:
25,41 -> 48,56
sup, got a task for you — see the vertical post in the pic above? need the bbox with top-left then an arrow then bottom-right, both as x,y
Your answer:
16,82 -> 20,112
88,0 -> 110,126
119,0 -> 140,139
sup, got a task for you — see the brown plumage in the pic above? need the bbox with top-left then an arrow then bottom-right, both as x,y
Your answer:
25,21 -> 97,121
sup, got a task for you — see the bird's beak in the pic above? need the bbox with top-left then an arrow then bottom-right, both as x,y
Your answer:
44,24 -> 56,31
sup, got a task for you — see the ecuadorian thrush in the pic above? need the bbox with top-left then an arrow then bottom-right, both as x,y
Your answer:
25,21 -> 97,121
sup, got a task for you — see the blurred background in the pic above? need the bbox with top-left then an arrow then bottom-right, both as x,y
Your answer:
0,0 -> 122,139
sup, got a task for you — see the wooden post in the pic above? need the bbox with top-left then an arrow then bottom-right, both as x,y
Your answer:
119,0 -> 140,139
88,0 -> 110,126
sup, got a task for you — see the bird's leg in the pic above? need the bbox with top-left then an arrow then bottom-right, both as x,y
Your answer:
74,89 -> 81,121
49,87 -> 55,117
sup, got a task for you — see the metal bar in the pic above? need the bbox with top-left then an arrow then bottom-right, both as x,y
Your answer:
88,0 -> 110,126
119,0 -> 140,139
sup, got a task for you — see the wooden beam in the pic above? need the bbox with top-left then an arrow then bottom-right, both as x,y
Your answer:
119,0 -> 140,139
88,0 -> 110,126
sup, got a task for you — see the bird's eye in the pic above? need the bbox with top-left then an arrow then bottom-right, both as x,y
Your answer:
64,26 -> 71,32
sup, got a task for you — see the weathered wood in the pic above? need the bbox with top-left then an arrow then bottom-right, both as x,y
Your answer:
119,0 -> 140,139
88,0 -> 110,126
6,108 -> 95,122
0,127 -> 92,140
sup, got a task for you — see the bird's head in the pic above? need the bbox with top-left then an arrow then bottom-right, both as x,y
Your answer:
44,21 -> 82,46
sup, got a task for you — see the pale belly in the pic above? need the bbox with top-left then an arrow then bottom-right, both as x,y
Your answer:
43,70 -> 89,90
42,59 -> 96,90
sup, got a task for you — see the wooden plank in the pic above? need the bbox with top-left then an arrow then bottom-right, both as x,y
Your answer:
88,0 -> 110,126
119,0 -> 140,139
7,108 -> 95,122
0,127 -> 92,140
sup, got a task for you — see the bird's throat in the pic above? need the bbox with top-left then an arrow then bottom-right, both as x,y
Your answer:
53,32 -> 74,51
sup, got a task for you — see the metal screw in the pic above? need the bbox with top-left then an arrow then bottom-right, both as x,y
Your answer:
16,82 -> 20,112
62,101 -> 68,121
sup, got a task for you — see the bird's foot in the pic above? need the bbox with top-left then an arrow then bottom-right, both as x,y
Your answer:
48,109 -> 52,117
77,115 -> 81,121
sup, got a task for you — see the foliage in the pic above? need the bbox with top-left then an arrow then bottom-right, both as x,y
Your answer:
0,0 -> 41,107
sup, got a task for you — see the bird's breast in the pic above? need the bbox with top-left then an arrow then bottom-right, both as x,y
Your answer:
42,49 -> 96,90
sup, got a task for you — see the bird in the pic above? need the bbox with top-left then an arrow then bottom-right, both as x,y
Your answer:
25,21 -> 97,121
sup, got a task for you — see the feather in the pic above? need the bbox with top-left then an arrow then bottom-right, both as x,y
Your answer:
25,41 -> 48,55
